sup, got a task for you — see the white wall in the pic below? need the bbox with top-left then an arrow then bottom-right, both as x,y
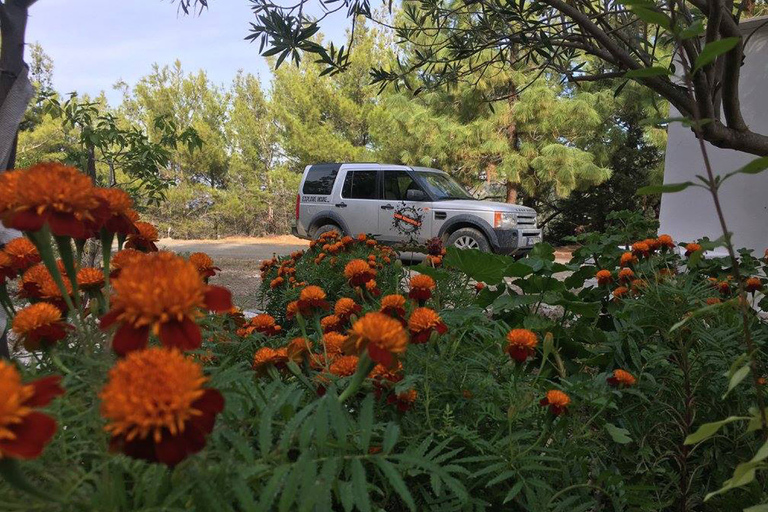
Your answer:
658,17 -> 768,254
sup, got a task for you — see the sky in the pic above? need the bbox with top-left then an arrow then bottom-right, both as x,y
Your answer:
26,0 -> 350,105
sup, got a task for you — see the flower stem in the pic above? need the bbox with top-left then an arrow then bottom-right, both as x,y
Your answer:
53,235 -> 81,310
339,352 -> 375,404
100,229 -> 114,310
0,458 -> 63,503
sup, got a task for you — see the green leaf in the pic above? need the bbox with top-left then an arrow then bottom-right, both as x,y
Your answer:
632,7 -> 672,29
684,416 -> 750,445
605,423 -> 632,444
705,460 -> 758,500
372,458 -> 416,511
744,504 -> 768,512
694,37 -> 741,72
383,423 -> 400,453
359,395 -> 374,452
733,156 -> 768,176
723,364 -> 750,399
625,66 -> 670,78
637,181 -> 696,195
350,459 -> 371,512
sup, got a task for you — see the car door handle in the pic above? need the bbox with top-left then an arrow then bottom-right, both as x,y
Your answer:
335,202 -> 347,208
380,204 -> 394,210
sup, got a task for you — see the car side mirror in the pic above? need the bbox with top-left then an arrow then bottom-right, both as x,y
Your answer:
406,189 -> 427,201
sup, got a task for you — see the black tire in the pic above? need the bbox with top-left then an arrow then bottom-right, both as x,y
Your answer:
312,223 -> 342,240
446,227 -> 491,252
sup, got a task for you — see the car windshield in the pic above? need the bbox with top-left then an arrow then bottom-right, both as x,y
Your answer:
415,171 -> 472,200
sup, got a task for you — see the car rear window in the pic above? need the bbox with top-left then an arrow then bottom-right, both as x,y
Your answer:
302,164 -> 340,195
341,171 -> 377,199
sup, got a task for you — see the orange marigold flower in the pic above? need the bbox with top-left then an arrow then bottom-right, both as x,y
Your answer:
357,233 -> 367,242
618,268 -> 635,284
4,237 -> 40,272
242,314 -> 282,337
716,280 -> 731,296
657,234 -> 675,250
344,259 -> 377,287
100,347 -> 224,466
607,369 -> 636,387
506,328 -> 538,363
189,252 -> 220,279
475,282 -> 485,292
540,390 -> 570,416
0,251 -> 14,281
270,277 -> 284,289
380,294 -> 407,320
685,243 -> 702,257
0,361 -> 64,459
286,337 -> 313,363
77,267 -> 105,292
368,361 -> 404,384
330,355 -> 359,377
595,269 -> 612,286
297,285 -> 330,314
314,253 -> 326,264
613,286 -> 630,301
110,248 -> 145,278
321,314 -> 344,333
19,262 -> 72,302
643,238 -> 660,252
631,242 -> 650,258
408,307 -> 447,344
341,235 -> 354,246
323,332 -> 347,356
1,162 -> 105,238
125,221 -> 159,252
758,377 -> 767,386
94,187 -> 137,235
12,302 -> 70,351
409,274 -> 435,302
619,252 -> 637,268
253,347 -> 288,375
387,389 -> 417,412
365,279 -> 381,296
334,297 -> 361,321
100,252 -> 232,356
346,312 -> 408,368
630,279 -> 647,293
706,297 -> 722,305
746,277 -> 763,293
286,300 -> 299,320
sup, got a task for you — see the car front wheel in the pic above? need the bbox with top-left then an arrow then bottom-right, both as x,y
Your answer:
446,227 -> 491,252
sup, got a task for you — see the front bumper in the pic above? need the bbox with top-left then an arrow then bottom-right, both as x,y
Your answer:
492,228 -> 543,255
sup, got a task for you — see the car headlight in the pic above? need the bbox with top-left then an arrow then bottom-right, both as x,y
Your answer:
493,211 -> 517,229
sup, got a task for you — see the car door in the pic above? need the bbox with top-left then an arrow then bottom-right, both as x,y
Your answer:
335,169 -> 382,237
377,170 -> 433,244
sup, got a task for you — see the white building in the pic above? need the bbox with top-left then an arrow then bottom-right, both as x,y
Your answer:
658,16 -> 768,254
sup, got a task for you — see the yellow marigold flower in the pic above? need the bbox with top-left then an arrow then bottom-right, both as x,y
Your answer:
409,274 -> 436,302
77,267 -> 105,292
506,328 -> 538,363
125,221 -> 159,252
540,390 -> 570,415
0,360 -> 64,459
330,355 -> 359,377
94,187 -> 136,235
100,347 -> 224,466
189,252 -> 220,279
657,234 -> 675,250
253,347 -> 288,375
4,237 -> 40,272
334,297 -> 361,320
346,312 -> 408,368
344,259 -> 376,286
595,270 -> 612,286
100,252 -> 232,355
110,248 -> 145,277
608,369 -> 636,387
619,252 -> 637,268
408,307 -> 447,343
12,302 -> 70,351
323,332 -> 347,356
685,243 -> 702,257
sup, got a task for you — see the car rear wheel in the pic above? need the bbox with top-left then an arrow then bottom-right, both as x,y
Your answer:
446,227 -> 491,252
312,224 -> 342,240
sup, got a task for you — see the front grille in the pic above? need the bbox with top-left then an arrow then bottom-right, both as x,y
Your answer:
518,214 -> 536,227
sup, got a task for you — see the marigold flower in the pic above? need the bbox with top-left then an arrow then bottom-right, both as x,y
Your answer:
685,243 -> 702,257
100,347 -> 224,466
607,369 -> 636,387
716,280 -> 731,296
368,361 -> 404,383
613,286 -> 630,301
270,277 -> 284,289
189,252 -> 220,279
240,314 -> 282,337
758,377 -> 767,386
408,307 -> 447,343
125,221 -> 159,252
94,187 -> 138,235
12,302 -> 71,351
1,163 -> 106,238
643,238 -> 660,252
330,355 -> 359,377
297,285 -> 330,314
365,279 -> 381,296
657,234 -> 675,250
409,274 -> 435,302
539,390 -> 570,416
334,297 -> 361,321
323,332 -> 347,356
344,259 -> 377,286
253,347 -> 288,375
706,297 -> 722,305
4,237 -> 40,272
506,328 -> 538,363
346,312 -> 408,368
286,337 -> 312,363
100,252 -> 232,356
110,248 -> 145,278
746,277 -> 763,293
617,268 -> 635,284
0,252 -> 14,281
387,389 -> 417,412
77,267 -> 105,292
475,282 -> 485,292
631,242 -> 650,258
380,294 -> 407,320
0,361 -> 63,459
619,252 -> 637,268
20,262 -> 72,302
595,270 -> 612,286
321,314 -> 344,333
286,300 -> 299,320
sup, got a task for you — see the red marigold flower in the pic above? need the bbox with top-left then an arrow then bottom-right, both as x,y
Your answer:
380,294 -> 407,320
94,187 -> 138,235
77,267 -> 105,292
684,243 -> 702,257
253,347 -> 288,375
618,268 -> 635,284
125,221 -> 159,252
0,252 -> 15,281
286,337 -> 313,364
595,269 -> 612,286
100,252 -> 232,356
408,274 -> 435,302
100,347 -> 224,466
387,389 -> 417,412
297,285 -> 330,314
345,312 -> 408,368
0,361 -> 63,459
539,390 -> 570,416
475,282 -> 486,292
408,307 -> 447,344
613,286 -> 630,301
12,302 -> 71,351
189,252 -> 220,280
619,252 -> 637,268
4,237 -> 40,272
330,355 -> 359,377
110,248 -> 145,278
323,332 -> 347,356
426,237 -> 444,256
657,234 -> 675,250
631,242 -> 650,258
505,328 -> 538,363
607,369 -> 636,387
1,163 -> 106,238
334,297 -> 361,321
427,255 -> 442,267
344,259 -> 377,287
746,277 -> 763,293
321,314 -> 344,333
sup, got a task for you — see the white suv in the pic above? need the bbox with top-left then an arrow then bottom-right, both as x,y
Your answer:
292,163 -> 542,255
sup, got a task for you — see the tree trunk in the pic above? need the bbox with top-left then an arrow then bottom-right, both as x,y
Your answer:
86,144 -> 96,183
506,182 -> 519,204
108,159 -> 116,186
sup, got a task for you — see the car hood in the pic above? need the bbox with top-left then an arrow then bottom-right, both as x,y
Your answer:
432,199 -> 536,215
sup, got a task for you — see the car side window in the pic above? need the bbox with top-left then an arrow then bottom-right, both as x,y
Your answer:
382,171 -> 425,201
341,170 -> 377,200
